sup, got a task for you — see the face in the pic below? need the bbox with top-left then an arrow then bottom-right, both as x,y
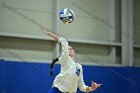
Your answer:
68,46 -> 75,57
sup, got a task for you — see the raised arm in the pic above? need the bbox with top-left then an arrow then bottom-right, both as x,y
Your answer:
42,29 -> 69,64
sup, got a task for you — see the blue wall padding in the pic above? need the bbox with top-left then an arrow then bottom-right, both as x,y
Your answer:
0,60 -> 6,93
0,60 -> 140,93
4,61 -> 56,93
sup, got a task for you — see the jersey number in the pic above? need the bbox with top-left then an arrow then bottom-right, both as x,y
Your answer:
76,68 -> 80,76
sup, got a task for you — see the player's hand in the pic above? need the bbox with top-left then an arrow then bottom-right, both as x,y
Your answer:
41,28 -> 53,36
42,28 -> 49,34
42,28 -> 59,41
91,81 -> 102,91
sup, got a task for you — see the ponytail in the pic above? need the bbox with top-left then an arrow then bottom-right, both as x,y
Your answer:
50,57 -> 59,76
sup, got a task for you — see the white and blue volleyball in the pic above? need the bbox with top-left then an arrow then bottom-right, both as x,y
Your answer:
60,8 -> 75,24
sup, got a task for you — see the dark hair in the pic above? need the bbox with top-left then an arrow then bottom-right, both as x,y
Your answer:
50,57 -> 59,76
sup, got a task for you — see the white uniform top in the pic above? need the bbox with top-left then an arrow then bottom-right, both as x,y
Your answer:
53,37 -> 88,93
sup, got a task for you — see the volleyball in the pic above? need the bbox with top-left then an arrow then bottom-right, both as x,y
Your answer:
59,8 -> 75,24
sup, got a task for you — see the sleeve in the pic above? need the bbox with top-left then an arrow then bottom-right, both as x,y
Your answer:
58,37 -> 69,65
78,65 -> 88,92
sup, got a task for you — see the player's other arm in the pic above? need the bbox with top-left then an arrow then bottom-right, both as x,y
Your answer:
78,66 -> 102,92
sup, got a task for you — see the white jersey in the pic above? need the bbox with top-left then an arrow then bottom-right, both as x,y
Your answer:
53,37 -> 88,93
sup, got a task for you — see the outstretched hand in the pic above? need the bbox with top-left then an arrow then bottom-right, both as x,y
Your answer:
91,81 -> 102,91
41,28 -> 60,41
41,28 -> 49,34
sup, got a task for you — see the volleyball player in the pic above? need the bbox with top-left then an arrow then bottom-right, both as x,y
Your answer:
42,29 -> 102,93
